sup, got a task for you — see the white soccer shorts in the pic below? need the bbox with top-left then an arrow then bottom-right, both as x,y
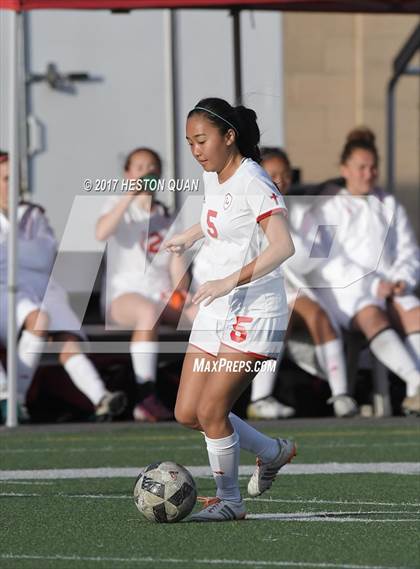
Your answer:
189,288 -> 288,359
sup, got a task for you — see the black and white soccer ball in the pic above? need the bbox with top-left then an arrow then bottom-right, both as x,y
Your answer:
133,461 -> 197,523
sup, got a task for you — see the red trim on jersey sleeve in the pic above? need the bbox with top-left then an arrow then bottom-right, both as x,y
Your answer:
219,341 -> 272,360
256,207 -> 288,223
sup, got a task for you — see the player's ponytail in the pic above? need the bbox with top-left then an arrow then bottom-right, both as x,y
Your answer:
189,98 -> 261,162
340,126 -> 378,166
233,105 -> 260,163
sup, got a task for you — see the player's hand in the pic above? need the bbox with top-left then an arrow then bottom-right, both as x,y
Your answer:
192,277 -> 235,306
183,291 -> 194,307
164,234 -> 194,256
377,280 -> 394,299
392,280 -> 407,296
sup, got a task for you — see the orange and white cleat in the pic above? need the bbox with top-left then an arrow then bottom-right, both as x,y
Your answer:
189,496 -> 246,522
247,438 -> 296,497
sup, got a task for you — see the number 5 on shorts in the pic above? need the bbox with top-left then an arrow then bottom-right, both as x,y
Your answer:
230,316 -> 253,343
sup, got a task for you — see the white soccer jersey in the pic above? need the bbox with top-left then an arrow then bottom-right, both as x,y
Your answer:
101,197 -> 178,305
284,187 -> 420,328
0,203 -> 56,298
197,158 -> 287,314
303,187 -> 419,293
0,203 -> 82,338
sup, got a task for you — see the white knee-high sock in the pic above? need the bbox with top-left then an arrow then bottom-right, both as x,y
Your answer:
315,339 -> 348,397
228,413 -> 279,462
405,332 -> 420,368
205,432 -> 241,502
251,361 -> 278,402
64,354 -> 106,406
18,330 -> 45,402
130,341 -> 158,384
370,329 -> 420,397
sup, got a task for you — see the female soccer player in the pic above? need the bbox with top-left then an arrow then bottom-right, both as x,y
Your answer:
165,98 -> 296,522
302,128 -> 420,415
96,148 -> 191,421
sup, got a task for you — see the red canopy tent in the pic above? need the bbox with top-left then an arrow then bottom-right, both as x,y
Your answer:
1,0 -> 418,427
1,0 -> 419,11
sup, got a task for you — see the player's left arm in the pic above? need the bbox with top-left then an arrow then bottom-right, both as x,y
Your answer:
229,213 -> 295,287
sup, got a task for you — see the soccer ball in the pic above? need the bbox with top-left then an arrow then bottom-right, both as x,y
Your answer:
133,461 -> 197,523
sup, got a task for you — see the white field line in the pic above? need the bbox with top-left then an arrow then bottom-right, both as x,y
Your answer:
245,498 -> 420,508
2,492 -> 420,511
0,554 -> 417,569
247,514 -> 419,523
1,441 -> 419,454
1,463 -> 419,481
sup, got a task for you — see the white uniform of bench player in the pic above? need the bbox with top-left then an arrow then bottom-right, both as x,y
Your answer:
102,197 -> 176,307
0,202 -> 126,419
294,186 -> 420,413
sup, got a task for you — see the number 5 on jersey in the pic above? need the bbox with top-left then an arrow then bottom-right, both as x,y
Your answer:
206,210 -> 218,238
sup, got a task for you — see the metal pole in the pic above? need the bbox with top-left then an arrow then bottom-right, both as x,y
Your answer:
386,77 -> 397,194
385,24 -> 420,195
163,9 -> 179,210
18,12 -> 29,196
232,9 -> 242,106
6,10 -> 20,428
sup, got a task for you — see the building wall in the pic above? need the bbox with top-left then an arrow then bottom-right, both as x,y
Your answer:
283,13 -> 420,201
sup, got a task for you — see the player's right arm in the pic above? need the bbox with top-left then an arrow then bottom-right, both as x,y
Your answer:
95,194 -> 136,241
164,223 -> 204,256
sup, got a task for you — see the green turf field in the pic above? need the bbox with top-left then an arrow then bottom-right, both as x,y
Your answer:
1,418 -> 419,569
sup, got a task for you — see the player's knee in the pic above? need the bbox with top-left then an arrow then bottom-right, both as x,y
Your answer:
174,404 -> 200,430
135,302 -> 158,329
355,305 -> 389,335
24,309 -> 49,334
367,306 -> 388,326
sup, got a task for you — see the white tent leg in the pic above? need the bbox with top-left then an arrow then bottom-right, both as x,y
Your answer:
6,10 -> 20,428
163,9 -> 178,205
